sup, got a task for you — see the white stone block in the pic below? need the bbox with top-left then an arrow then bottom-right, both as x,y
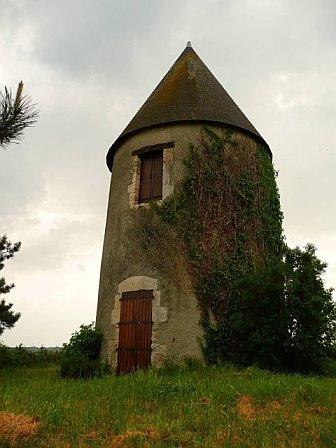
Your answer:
153,306 -> 168,323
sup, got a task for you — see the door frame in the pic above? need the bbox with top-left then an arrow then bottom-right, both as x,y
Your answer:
110,276 -> 168,370
116,289 -> 153,374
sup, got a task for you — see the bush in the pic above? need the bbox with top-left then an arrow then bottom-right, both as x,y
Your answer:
0,342 -> 11,367
0,343 -> 60,368
60,353 -> 107,379
204,245 -> 336,375
60,323 -> 107,379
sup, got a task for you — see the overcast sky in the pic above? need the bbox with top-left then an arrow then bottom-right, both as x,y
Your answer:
1,0 -> 335,347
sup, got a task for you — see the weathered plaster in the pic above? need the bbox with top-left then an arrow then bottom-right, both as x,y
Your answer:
97,123 -> 261,369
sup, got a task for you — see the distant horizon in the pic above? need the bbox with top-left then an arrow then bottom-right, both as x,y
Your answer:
4,345 -> 62,350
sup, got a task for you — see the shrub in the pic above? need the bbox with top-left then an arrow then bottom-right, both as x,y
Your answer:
203,245 -> 336,374
60,323 -> 107,379
0,343 -> 60,368
0,342 -> 11,367
60,353 -> 106,379
63,323 -> 103,359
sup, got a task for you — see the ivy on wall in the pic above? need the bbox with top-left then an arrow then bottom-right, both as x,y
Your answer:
133,127 -> 284,359
132,128 -> 336,373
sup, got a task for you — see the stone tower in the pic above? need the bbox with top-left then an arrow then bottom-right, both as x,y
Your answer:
96,43 -> 270,373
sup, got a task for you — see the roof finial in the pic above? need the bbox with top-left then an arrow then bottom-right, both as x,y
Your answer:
186,41 -> 192,48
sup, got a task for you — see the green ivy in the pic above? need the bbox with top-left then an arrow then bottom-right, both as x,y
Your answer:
148,128 -> 284,361
139,128 -> 336,373
256,146 -> 284,258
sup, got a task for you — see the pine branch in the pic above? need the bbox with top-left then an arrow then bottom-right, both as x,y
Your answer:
0,299 -> 21,335
0,81 -> 39,149
0,236 -> 21,334
0,235 -> 21,271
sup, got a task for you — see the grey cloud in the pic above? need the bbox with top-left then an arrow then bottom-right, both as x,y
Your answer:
8,216 -> 103,273
7,0 -> 185,84
1,0 -> 336,345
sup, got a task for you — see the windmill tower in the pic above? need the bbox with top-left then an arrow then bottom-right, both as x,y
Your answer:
96,43 -> 270,373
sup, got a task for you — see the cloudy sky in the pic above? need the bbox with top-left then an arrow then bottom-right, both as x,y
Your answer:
1,0 -> 335,347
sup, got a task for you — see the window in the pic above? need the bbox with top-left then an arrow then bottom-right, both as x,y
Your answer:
138,150 -> 163,203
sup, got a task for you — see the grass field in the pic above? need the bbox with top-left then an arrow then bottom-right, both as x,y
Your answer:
0,365 -> 336,447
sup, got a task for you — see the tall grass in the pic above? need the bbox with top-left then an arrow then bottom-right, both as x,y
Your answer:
0,365 -> 336,447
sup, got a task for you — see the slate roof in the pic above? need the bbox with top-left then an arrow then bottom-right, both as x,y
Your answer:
106,44 -> 270,171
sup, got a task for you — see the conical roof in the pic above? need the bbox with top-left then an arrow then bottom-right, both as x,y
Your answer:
107,44 -> 270,171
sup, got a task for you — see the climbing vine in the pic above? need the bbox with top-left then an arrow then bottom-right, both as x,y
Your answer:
133,127 -> 284,362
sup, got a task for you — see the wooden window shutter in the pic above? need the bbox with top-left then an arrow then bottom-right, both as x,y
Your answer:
138,155 -> 152,202
151,151 -> 163,199
138,150 -> 163,203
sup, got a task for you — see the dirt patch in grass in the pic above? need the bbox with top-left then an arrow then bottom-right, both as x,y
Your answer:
197,396 -> 212,406
110,427 -> 157,447
237,394 -> 256,421
0,412 -> 40,445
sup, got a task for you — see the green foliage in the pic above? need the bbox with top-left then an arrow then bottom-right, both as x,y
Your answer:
0,300 -> 20,335
203,245 -> 336,374
0,343 -> 60,368
60,323 -> 107,379
155,128 -> 284,322
256,147 -> 284,257
62,323 -> 103,359
0,235 -> 21,335
60,353 -> 106,379
137,128 -> 335,374
284,244 -> 336,372
154,127 -> 283,316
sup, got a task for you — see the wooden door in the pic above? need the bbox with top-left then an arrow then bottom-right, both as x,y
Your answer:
116,289 -> 153,374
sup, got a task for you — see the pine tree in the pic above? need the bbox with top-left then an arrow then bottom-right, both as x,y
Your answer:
0,82 -> 38,334
0,236 -> 21,335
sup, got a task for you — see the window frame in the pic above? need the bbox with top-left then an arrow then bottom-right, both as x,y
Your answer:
130,141 -> 175,207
